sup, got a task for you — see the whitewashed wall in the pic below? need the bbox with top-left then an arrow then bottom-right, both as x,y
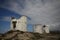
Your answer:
33,24 -> 50,34
33,24 -> 44,34
16,16 -> 27,31
44,25 -> 50,33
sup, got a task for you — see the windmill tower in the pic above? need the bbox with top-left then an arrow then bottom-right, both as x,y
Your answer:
43,25 -> 50,33
33,24 -> 44,34
33,24 -> 50,34
16,16 -> 27,31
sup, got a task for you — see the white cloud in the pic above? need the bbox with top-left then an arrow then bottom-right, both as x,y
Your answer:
0,16 -> 11,21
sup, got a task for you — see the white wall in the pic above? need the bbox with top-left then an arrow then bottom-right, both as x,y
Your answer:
44,25 -> 50,33
16,16 -> 27,31
34,24 -> 44,34
33,24 -> 50,34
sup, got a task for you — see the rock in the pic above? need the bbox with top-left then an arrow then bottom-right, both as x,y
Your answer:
0,30 -> 60,40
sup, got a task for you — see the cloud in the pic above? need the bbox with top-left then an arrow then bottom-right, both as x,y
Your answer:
0,0 -> 60,31
0,16 -> 11,21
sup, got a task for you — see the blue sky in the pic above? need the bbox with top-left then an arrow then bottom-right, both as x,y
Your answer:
0,8 -> 33,33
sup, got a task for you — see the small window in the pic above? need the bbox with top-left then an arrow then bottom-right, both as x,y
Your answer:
12,21 -> 17,29
43,25 -> 46,28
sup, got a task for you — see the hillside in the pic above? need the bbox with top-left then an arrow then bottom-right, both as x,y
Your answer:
0,30 -> 60,40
